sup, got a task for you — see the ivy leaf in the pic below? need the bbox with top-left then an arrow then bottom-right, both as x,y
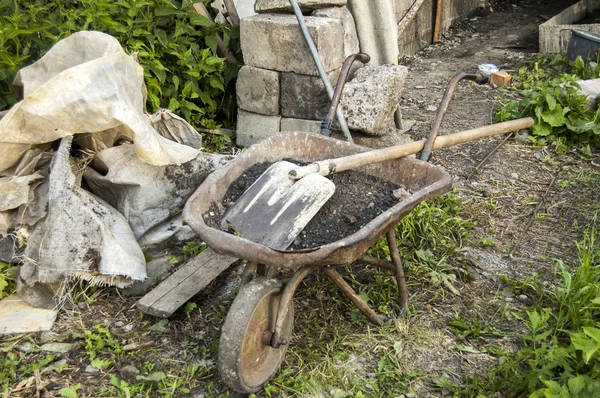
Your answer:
189,14 -> 215,27
155,29 -> 168,47
545,93 -> 556,110
541,105 -> 565,127
58,385 -> 80,398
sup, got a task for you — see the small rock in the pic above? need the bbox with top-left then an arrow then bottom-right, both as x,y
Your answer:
510,173 -> 519,180
514,132 -> 530,143
518,294 -> 529,302
344,214 -> 357,224
505,297 -> 515,302
415,85 -> 426,89
123,324 -> 135,333
115,321 -> 124,328
120,365 -> 140,376
85,365 -> 100,374
426,105 -> 438,112
41,342 -> 72,353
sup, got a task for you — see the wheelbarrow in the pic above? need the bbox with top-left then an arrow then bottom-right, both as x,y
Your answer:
183,131 -> 453,393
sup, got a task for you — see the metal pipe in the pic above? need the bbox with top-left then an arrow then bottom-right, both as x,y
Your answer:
271,264 -> 318,348
321,53 -> 371,136
240,261 -> 258,287
386,229 -> 409,313
360,255 -> 395,271
420,72 -> 485,161
324,268 -> 384,326
288,0 -> 353,142
433,0 -> 443,43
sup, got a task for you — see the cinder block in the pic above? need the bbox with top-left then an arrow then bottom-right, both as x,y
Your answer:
241,14 -> 345,76
280,117 -> 322,133
255,0 -> 346,13
340,65 -> 408,135
236,66 -> 280,115
236,110 -> 281,148
280,69 -> 339,120
312,6 -> 360,57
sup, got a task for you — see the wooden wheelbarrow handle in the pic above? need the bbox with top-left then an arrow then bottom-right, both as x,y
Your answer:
290,117 -> 534,179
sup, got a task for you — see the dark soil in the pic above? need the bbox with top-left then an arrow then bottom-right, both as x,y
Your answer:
203,162 -> 400,249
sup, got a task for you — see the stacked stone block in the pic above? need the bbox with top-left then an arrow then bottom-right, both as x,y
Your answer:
236,0 -> 411,148
236,1 -> 358,147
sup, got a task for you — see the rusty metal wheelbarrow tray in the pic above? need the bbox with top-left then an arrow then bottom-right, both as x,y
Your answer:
183,131 -> 452,268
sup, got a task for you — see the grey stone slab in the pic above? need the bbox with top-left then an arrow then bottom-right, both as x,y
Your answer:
312,6 -> 360,57
280,69 -> 339,120
340,65 -> 408,135
255,0 -> 346,13
0,295 -> 57,335
236,66 -> 280,115
0,234 -> 17,264
280,117 -> 322,133
241,14 -> 345,76
349,121 -> 415,149
236,110 -> 281,148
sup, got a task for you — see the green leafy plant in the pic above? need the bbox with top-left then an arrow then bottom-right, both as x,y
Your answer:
84,324 -> 123,370
0,261 -> 15,299
0,0 -> 240,128
496,54 -> 600,150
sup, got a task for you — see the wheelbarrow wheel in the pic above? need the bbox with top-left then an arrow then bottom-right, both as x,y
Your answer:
218,277 -> 294,393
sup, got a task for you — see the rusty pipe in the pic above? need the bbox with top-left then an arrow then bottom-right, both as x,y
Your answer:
420,72 -> 486,161
321,53 -> 371,137
386,229 -> 409,314
271,264 -> 318,348
324,268 -> 384,326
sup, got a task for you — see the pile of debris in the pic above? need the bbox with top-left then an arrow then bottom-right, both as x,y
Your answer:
0,31 -> 232,314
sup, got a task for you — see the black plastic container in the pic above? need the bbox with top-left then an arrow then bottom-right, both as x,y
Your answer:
567,29 -> 600,62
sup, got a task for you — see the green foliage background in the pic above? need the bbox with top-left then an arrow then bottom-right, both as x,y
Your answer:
495,54 -> 600,151
0,0 -> 240,128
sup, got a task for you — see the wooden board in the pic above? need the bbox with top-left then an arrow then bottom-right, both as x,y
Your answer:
136,248 -> 238,318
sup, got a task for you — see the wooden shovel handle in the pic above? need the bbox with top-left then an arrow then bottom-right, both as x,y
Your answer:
290,117 -> 534,179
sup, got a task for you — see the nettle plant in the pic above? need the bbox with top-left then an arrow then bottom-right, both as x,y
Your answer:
496,55 -> 600,152
0,0 -> 240,128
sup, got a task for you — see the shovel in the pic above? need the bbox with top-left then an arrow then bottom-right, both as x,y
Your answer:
222,117 -> 534,250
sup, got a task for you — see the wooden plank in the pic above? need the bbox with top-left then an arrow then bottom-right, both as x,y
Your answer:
137,248 -> 238,318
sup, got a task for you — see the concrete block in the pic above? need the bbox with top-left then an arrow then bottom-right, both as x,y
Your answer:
340,65 -> 408,135
281,117 -> 322,133
312,6 -> 360,57
0,295 -> 57,335
241,14 -> 345,76
236,66 -> 280,115
349,122 -> 414,149
236,110 -> 281,147
280,69 -> 339,119
539,0 -> 600,53
255,0 -> 346,13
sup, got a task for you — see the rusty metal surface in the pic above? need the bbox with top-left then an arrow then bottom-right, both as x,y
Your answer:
387,229 -> 409,313
183,132 -> 452,269
322,53 -> 371,136
420,72 -> 484,161
324,268 -> 383,326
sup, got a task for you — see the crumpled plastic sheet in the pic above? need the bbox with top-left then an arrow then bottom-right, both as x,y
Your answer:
20,136 -> 146,288
0,31 -> 199,174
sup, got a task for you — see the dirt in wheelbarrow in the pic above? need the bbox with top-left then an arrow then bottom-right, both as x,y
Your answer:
203,161 -> 406,249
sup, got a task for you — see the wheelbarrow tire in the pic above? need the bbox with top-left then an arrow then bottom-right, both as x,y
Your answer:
218,277 -> 294,394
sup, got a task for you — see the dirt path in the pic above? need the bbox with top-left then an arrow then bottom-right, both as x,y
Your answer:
3,1 -> 599,397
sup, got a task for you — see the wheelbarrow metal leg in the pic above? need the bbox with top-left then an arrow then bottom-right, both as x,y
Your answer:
240,261 -> 258,287
271,264 -> 318,348
323,268 -> 384,326
386,229 -> 409,313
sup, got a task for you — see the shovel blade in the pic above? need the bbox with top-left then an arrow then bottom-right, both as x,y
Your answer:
221,161 -> 335,250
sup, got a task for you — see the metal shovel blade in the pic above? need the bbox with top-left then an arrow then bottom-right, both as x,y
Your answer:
221,161 -> 335,250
